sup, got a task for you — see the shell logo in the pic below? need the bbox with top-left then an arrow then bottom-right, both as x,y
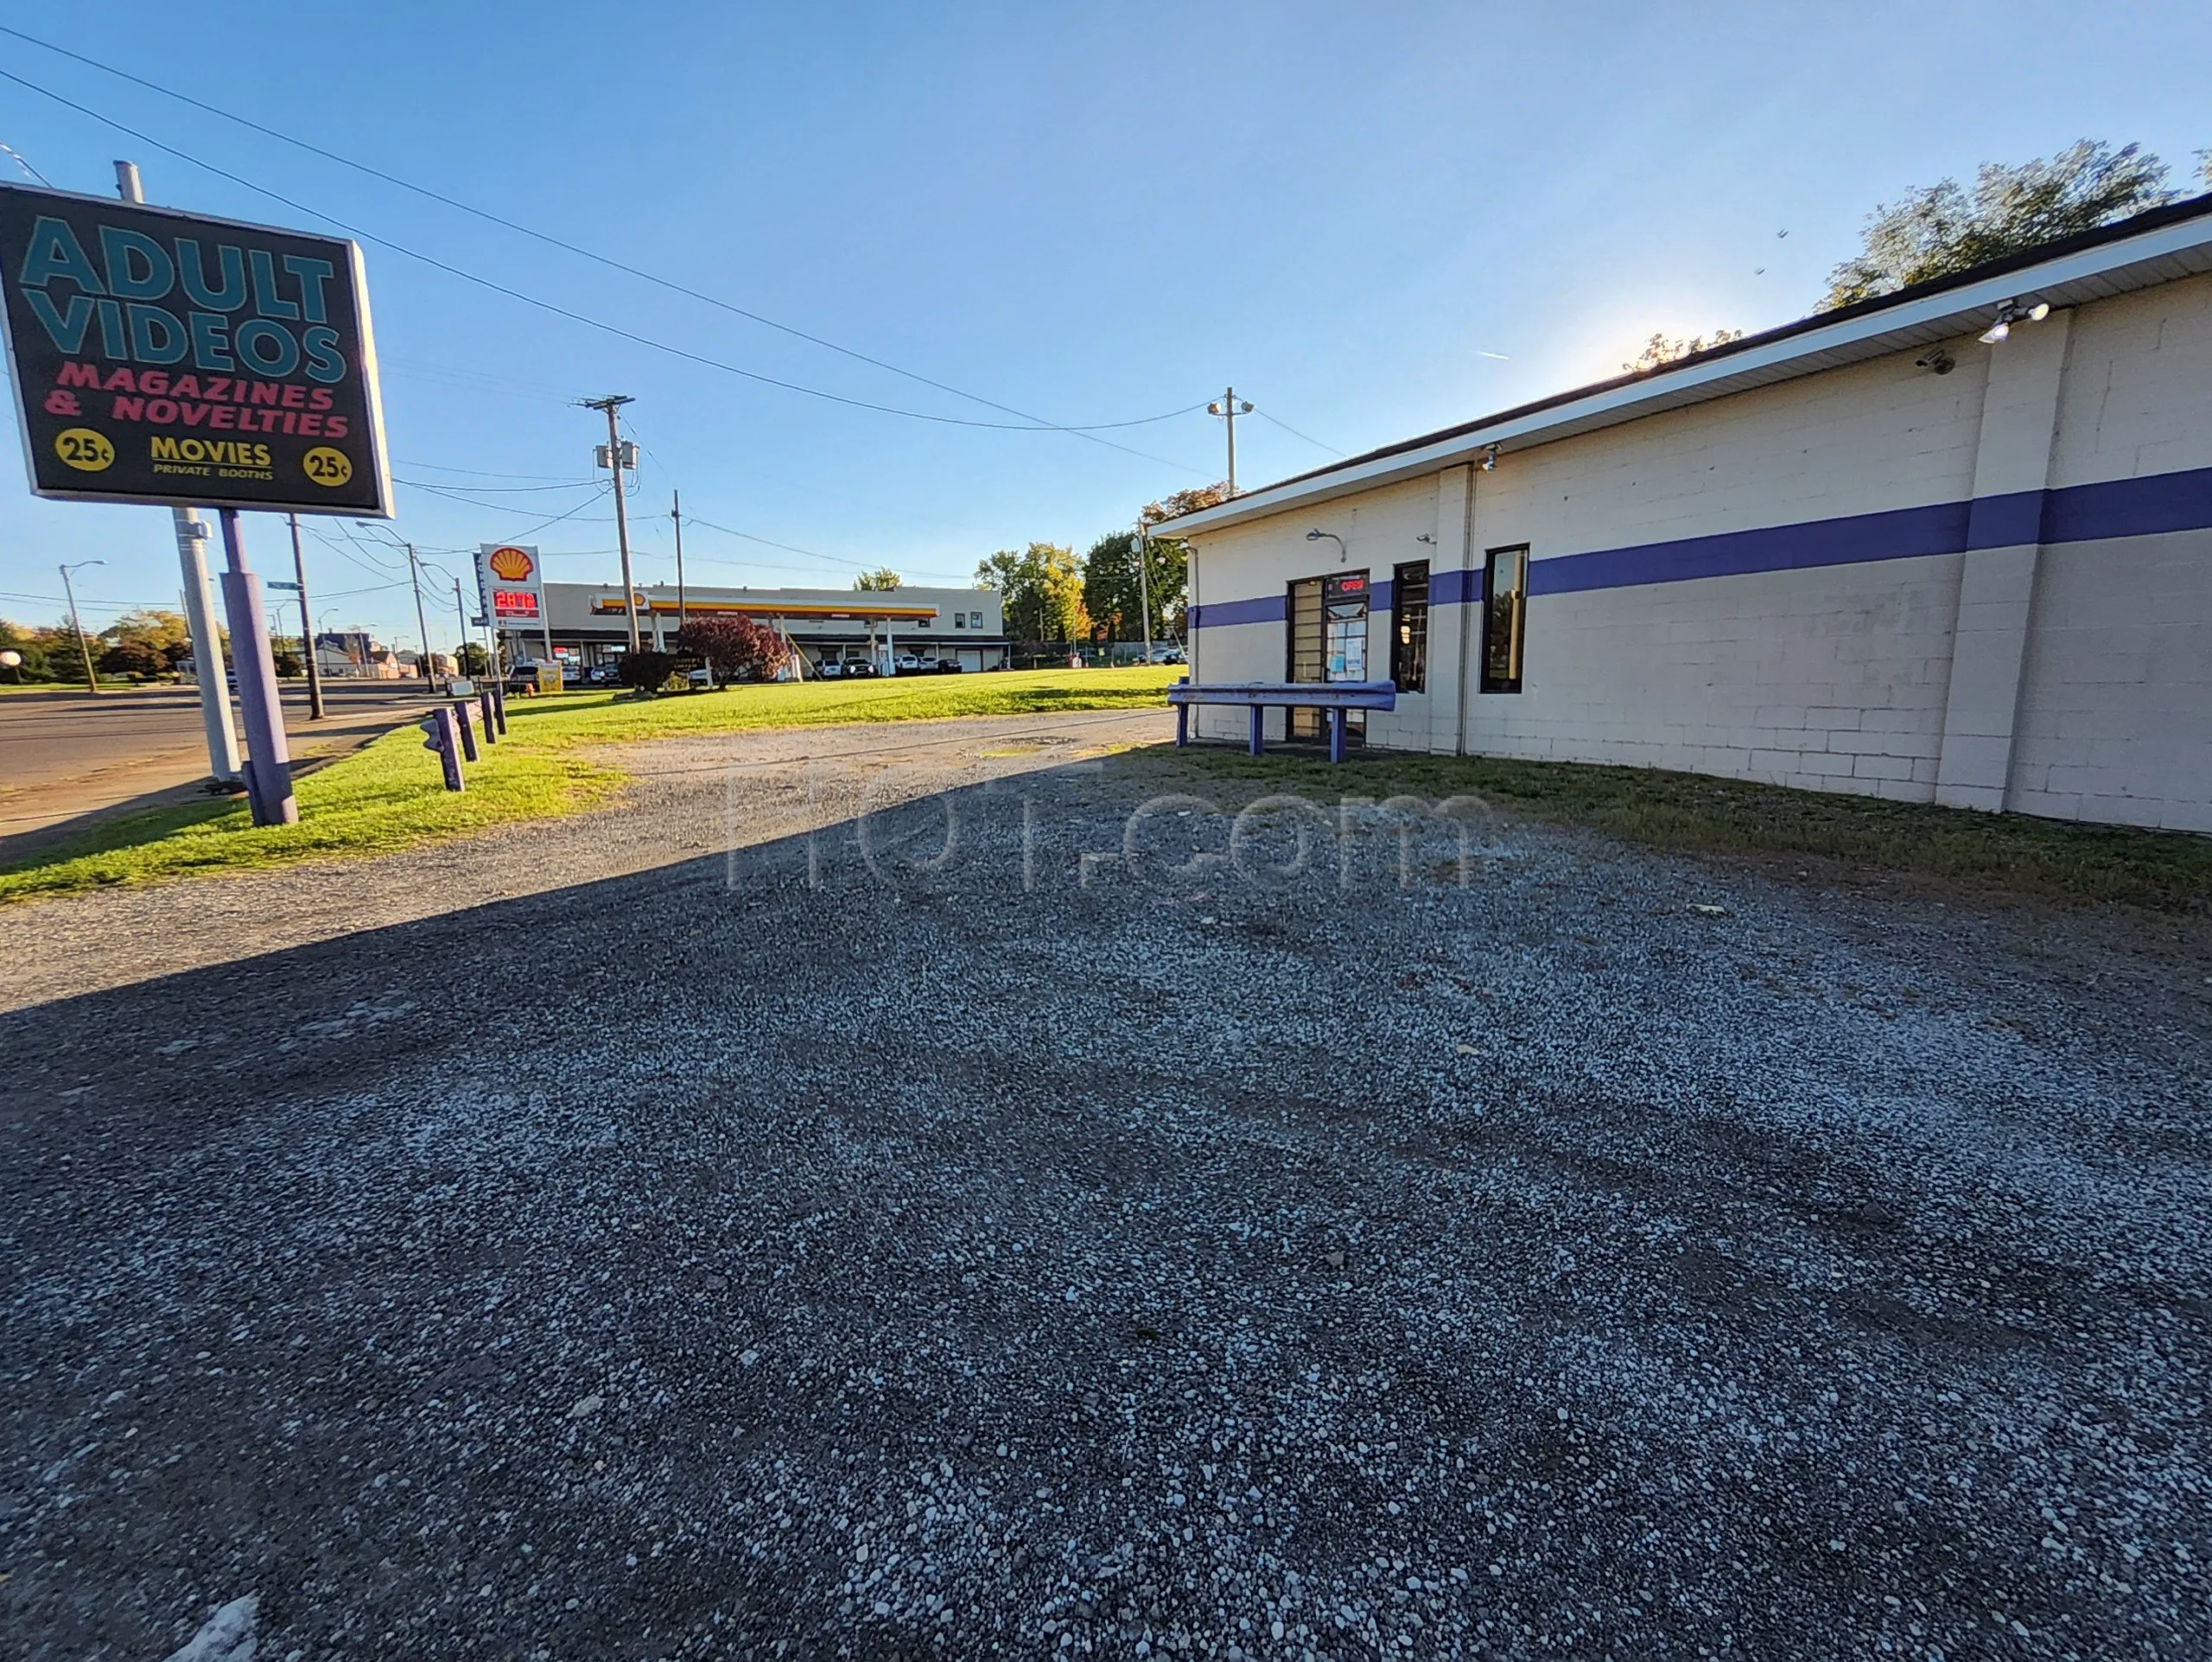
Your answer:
487,545 -> 535,581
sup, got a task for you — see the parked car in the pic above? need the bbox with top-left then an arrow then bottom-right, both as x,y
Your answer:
1147,646 -> 1187,665
893,653 -> 923,673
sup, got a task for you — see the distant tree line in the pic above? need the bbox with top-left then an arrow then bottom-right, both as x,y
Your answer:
970,483 -> 1226,649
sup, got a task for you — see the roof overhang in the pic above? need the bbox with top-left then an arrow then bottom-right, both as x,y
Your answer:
588,595 -> 940,621
1155,198 -> 2212,538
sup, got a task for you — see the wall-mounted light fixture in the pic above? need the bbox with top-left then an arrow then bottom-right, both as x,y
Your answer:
1416,533 -> 1435,544
1479,443 -> 1499,472
1916,346 -> 1957,375
1306,528 -> 1347,563
1979,298 -> 2051,345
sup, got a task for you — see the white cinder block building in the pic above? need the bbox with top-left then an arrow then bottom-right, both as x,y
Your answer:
1156,197 -> 2212,831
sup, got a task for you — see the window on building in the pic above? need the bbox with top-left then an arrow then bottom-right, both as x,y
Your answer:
1390,560 -> 1429,692
969,610 -> 984,628
1481,545 -> 1529,694
953,613 -> 966,627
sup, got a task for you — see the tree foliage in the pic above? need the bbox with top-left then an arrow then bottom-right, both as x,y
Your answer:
0,619 -> 63,682
854,568 -> 903,591
974,543 -> 1089,642
97,639 -> 167,680
104,608 -> 195,670
1081,531 -> 1187,642
1143,483 -> 1232,525
1821,140 -> 2183,310
616,650 -> 677,692
1624,329 -> 1745,374
674,614 -> 792,681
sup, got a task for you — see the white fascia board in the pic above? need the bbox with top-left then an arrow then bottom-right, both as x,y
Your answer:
1157,214 -> 2212,538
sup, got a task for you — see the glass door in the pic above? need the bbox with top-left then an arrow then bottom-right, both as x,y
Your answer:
1287,576 -> 1325,740
1323,572 -> 1370,742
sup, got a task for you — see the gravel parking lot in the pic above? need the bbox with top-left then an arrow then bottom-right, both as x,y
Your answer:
3,712 -> 2209,1660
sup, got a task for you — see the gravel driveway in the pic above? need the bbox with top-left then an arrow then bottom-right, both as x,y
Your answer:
3,711 -> 2208,1660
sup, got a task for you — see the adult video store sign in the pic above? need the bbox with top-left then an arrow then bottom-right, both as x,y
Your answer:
0,183 -> 391,516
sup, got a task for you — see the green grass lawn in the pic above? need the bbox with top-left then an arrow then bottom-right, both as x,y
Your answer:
1175,747 -> 2212,912
0,727 -> 620,903
494,665 -> 1179,746
0,667 -> 1179,903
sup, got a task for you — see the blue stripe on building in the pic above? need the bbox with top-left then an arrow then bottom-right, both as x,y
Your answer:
1190,465 -> 2212,627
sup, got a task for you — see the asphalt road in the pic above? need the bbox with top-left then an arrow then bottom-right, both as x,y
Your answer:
0,681 -> 436,848
2,712 -> 2207,1661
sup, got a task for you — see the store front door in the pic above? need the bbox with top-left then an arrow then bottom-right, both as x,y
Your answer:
1287,571 -> 1370,742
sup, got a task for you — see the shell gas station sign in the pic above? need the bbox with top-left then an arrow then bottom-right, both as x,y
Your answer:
475,542 -> 544,626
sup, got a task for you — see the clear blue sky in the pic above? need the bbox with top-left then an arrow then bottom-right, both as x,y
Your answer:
1,1 -> 2206,646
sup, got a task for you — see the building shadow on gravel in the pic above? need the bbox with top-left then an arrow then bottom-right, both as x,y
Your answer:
3,750 -> 2204,1662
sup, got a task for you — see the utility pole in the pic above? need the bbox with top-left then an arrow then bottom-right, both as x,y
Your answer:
451,578 -> 473,680
406,544 -> 439,691
672,489 -> 687,634
583,395 -> 639,652
1135,521 -> 1154,667
1207,386 -> 1254,496
117,159 -> 241,785
57,561 -> 102,693
288,513 -> 325,721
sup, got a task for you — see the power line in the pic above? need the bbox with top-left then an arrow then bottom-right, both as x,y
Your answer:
0,58 -> 1211,473
392,475 -> 599,494
396,459 -> 599,481
1254,409 -> 1344,456
0,24 -> 1210,449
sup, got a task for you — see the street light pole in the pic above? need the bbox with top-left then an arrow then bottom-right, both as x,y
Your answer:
57,560 -> 103,693
1207,386 -> 1254,496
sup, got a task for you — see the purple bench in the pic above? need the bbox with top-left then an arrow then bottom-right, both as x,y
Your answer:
1165,679 -> 1398,762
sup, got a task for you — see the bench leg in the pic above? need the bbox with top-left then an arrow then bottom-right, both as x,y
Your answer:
1329,706 -> 1346,763
1175,704 -> 1188,747
1249,704 -> 1264,757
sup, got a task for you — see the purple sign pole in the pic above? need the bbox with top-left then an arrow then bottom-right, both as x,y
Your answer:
215,509 -> 298,826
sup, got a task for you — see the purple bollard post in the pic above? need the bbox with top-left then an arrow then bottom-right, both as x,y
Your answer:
478,688 -> 499,742
420,707 -> 464,792
452,698 -> 479,761
1249,704 -> 1265,757
488,680 -> 507,735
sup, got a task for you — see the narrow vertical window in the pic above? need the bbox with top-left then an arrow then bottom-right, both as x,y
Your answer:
1390,560 -> 1429,692
1481,545 -> 1528,694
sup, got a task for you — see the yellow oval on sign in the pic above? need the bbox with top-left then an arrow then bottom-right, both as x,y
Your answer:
54,427 -> 114,472
302,446 -> 353,487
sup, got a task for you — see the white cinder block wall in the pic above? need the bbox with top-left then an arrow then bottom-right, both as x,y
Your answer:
2008,280 -> 2212,829
1181,271 -> 2212,832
